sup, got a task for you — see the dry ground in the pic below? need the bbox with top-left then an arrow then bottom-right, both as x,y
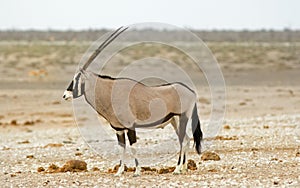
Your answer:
0,41 -> 299,187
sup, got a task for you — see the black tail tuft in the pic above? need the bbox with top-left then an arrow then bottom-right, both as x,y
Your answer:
192,104 -> 203,154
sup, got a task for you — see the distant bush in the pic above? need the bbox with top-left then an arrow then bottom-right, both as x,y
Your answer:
0,29 -> 299,42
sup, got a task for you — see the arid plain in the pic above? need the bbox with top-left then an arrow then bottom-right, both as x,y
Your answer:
0,33 -> 299,187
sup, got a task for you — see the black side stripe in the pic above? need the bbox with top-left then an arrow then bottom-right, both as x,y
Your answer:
134,113 -> 178,128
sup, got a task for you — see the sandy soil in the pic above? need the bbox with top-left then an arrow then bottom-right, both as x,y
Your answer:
0,42 -> 299,187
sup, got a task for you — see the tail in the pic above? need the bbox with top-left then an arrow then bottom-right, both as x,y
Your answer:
192,104 -> 203,154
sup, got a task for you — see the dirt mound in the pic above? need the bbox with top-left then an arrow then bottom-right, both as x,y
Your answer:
187,159 -> 197,170
158,167 -> 175,174
60,160 -> 87,172
141,166 -> 157,172
201,151 -> 221,161
39,160 -> 87,173
47,164 -> 60,173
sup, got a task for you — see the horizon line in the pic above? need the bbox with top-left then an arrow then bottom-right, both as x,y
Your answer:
0,27 -> 299,32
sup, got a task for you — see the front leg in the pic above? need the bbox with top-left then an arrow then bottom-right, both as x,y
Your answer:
173,150 -> 183,174
173,115 -> 188,175
115,130 -> 126,176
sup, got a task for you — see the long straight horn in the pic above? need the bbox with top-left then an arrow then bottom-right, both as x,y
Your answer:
82,26 -> 129,70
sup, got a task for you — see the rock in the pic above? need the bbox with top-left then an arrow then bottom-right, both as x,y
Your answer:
37,167 -> 45,172
47,164 -> 60,173
158,168 -> 169,174
223,125 -> 231,129
126,167 -> 135,172
17,140 -> 30,144
201,151 -> 221,161
26,155 -> 34,159
158,167 -> 175,174
43,143 -> 63,148
208,168 -> 218,173
42,180 -> 50,186
141,166 -> 157,172
239,102 -> 247,106
91,167 -> 100,171
251,148 -> 259,151
23,121 -> 35,126
75,152 -> 82,156
263,125 -> 269,129
62,140 -> 74,144
214,136 -> 238,140
52,101 -> 60,105
10,120 -> 18,125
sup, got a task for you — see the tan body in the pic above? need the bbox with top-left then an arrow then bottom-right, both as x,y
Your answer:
84,73 -> 197,130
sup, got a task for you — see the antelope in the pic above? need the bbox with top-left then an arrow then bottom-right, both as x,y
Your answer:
63,27 -> 203,176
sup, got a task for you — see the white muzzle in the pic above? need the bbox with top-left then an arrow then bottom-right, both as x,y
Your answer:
62,90 -> 73,100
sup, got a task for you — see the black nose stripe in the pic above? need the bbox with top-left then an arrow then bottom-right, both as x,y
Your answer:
67,80 -> 74,91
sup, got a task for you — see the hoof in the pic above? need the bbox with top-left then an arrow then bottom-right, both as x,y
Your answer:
114,172 -> 123,177
173,171 -> 181,175
173,166 -> 182,175
181,169 -> 188,174
133,166 -> 141,177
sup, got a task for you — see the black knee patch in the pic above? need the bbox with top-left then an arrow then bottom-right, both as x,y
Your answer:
127,129 -> 137,145
116,132 -> 125,147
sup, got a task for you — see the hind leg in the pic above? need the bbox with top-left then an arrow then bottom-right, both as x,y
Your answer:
173,115 -> 188,174
174,137 -> 189,174
182,116 -> 193,173
171,116 -> 182,174
181,136 -> 190,173
115,130 -> 126,176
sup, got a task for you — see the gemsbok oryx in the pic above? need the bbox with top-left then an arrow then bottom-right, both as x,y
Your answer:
63,26 -> 203,176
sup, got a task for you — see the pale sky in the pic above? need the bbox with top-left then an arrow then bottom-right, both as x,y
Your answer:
0,0 -> 298,30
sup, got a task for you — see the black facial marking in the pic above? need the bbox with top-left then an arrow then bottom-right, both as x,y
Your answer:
66,80 -> 73,91
72,73 -> 85,98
